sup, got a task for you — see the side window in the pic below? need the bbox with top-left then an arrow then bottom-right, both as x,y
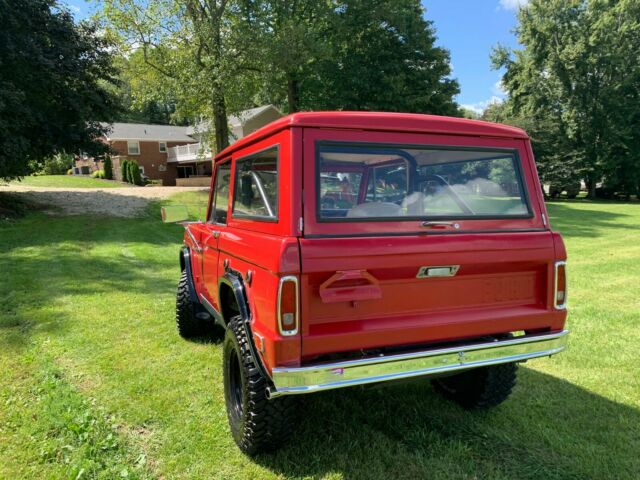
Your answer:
365,163 -> 408,204
209,161 -> 231,224
232,147 -> 278,220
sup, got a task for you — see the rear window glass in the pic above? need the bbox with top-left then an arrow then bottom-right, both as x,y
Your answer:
318,143 -> 529,220
233,147 -> 278,220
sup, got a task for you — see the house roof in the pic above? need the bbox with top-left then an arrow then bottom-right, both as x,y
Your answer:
215,111 -> 530,160
186,105 -> 282,135
228,105 -> 279,127
102,122 -> 195,142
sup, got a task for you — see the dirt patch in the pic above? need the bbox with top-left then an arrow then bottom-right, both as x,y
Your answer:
0,185 -> 207,218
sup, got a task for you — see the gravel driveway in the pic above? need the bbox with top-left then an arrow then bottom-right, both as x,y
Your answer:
1,185 -> 208,217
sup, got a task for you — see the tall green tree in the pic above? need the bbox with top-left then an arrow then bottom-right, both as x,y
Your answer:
303,0 -> 459,115
101,0 -> 259,152
0,0 -> 121,181
493,0 -> 640,198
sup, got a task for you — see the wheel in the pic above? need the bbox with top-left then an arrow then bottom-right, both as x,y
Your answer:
176,270 -> 213,338
223,316 -> 296,455
432,362 -> 518,409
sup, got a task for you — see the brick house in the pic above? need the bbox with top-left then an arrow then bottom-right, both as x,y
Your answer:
77,105 -> 282,186
103,123 -> 198,186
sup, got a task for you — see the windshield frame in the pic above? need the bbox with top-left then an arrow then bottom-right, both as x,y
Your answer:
315,141 -> 534,223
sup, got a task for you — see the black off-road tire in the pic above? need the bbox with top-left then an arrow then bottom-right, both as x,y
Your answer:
432,362 -> 518,409
223,316 -> 296,455
176,270 -> 211,338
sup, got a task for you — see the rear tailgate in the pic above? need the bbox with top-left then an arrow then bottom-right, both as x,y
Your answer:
299,231 -> 564,361
299,128 -> 561,362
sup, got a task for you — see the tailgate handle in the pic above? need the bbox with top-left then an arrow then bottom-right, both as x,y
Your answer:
319,270 -> 382,304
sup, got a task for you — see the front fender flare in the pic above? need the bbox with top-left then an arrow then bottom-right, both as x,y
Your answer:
179,247 -> 199,303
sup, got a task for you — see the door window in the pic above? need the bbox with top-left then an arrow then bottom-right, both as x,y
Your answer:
232,147 -> 279,220
209,161 -> 231,224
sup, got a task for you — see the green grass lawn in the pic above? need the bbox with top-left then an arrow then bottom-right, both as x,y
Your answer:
1,197 -> 638,479
8,175 -> 126,188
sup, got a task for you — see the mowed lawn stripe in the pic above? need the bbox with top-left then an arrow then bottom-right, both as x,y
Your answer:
1,195 -> 639,479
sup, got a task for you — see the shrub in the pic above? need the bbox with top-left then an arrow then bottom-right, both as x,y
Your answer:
42,153 -> 74,175
66,168 -> 73,175
91,170 -> 105,179
121,159 -> 130,183
103,156 -> 113,180
129,160 -> 142,186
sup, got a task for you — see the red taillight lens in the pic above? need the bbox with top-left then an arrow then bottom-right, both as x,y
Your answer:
278,276 -> 299,335
554,261 -> 567,309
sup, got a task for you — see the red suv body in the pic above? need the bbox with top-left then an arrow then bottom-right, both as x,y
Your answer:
170,112 -> 568,455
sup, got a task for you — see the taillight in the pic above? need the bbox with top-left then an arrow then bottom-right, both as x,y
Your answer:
277,276 -> 299,336
554,261 -> 567,309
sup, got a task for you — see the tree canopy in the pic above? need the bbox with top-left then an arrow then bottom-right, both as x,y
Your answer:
100,0 -> 460,152
492,0 -> 640,197
0,0 -> 121,181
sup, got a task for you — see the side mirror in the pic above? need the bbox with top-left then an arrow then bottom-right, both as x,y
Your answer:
161,205 -> 189,223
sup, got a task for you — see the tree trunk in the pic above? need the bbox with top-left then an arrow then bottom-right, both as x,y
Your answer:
287,76 -> 299,113
212,93 -> 229,153
586,176 -> 597,199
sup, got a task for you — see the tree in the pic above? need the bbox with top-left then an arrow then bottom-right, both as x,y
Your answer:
0,0 -> 121,181
492,0 -> 640,198
100,0 -> 257,153
300,0 -> 459,115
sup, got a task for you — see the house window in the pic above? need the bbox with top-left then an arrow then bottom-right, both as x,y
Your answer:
159,142 -> 167,153
127,141 -> 140,155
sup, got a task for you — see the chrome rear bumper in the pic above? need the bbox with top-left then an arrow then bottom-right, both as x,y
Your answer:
267,330 -> 569,398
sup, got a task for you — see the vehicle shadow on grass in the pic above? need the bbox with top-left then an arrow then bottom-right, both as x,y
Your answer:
546,201 -> 639,238
258,368 -> 639,480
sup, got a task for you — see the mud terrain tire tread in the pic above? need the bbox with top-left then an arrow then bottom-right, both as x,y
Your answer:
176,270 -> 209,338
223,316 -> 296,455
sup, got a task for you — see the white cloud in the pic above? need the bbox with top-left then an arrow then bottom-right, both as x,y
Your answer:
461,96 -> 504,115
499,0 -> 529,11
492,79 -> 507,96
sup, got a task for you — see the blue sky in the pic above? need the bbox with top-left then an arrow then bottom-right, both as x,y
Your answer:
62,0 -> 526,114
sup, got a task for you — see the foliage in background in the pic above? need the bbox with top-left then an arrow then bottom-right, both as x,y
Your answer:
40,153 -> 75,176
91,170 -> 106,179
121,159 -> 130,183
300,0 -> 459,114
104,156 -> 113,180
0,0 -> 122,181
129,160 -> 142,186
492,0 -> 640,198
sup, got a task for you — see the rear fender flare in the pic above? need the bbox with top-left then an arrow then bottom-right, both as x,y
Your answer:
218,271 -> 271,381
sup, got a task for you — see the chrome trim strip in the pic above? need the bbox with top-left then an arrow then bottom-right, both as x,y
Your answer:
267,330 -> 569,398
277,276 -> 299,336
554,261 -> 567,310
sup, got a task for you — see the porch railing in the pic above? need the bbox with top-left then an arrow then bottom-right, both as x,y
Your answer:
167,142 -> 212,163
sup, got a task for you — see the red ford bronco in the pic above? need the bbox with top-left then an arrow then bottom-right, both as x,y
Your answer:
163,112 -> 568,455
